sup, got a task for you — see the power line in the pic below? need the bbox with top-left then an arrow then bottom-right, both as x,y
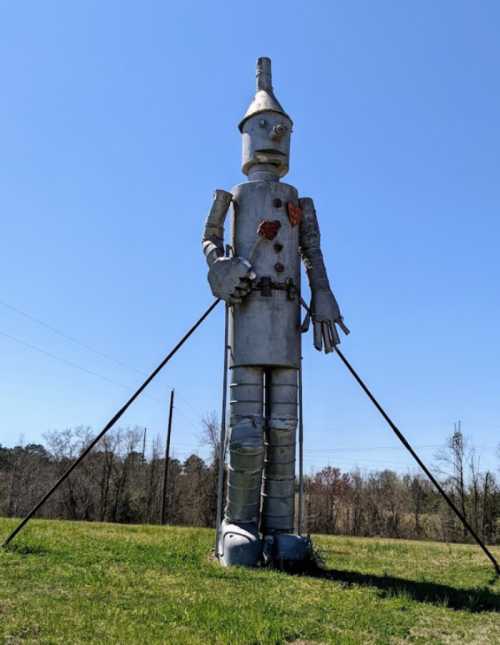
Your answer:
0,328 -> 206,427
0,330 -> 134,391
0,299 -> 142,375
0,298 -> 208,422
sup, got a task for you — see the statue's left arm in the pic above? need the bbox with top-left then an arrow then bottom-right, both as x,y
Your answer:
298,197 -> 350,353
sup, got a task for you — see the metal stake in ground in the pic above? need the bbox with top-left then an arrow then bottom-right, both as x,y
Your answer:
297,356 -> 304,536
2,299 -> 220,548
160,389 -> 175,526
215,303 -> 230,557
334,346 -> 500,577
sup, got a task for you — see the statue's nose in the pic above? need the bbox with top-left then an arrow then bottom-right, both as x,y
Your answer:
270,123 -> 287,141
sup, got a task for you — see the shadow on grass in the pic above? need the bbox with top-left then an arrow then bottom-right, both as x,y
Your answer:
3,544 -> 49,557
302,563 -> 500,613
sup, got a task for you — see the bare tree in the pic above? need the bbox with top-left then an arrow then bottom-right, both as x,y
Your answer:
1,422 -> 497,544
200,412 -> 220,464
435,422 -> 470,541
96,432 -> 120,521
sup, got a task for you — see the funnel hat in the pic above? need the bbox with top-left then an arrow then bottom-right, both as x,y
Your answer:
238,57 -> 292,132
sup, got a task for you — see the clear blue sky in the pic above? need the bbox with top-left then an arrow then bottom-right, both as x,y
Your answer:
1,1 -> 499,474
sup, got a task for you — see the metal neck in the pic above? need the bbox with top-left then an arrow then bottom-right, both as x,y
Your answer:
247,165 -> 280,182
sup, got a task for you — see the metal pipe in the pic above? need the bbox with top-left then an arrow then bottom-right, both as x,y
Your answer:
334,346 -> 500,576
215,303 -> 230,557
160,389 -> 175,525
2,299 -> 220,548
297,356 -> 304,535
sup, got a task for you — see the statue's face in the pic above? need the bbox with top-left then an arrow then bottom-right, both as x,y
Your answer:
241,111 -> 292,177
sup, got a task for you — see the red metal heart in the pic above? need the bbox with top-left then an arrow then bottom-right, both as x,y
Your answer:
287,203 -> 302,227
257,220 -> 281,240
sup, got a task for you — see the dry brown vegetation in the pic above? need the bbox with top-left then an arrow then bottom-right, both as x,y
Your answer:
1,425 -> 498,546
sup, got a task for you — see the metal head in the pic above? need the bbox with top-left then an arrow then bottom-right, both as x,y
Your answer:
240,58 -> 292,178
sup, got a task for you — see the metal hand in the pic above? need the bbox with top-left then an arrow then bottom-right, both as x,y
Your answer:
310,289 -> 349,353
208,256 -> 256,305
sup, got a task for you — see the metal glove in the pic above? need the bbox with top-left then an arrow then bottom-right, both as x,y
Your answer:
208,256 -> 256,305
310,288 -> 349,353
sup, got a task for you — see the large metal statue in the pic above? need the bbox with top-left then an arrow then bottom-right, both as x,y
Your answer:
4,57 -> 497,578
202,57 -> 348,567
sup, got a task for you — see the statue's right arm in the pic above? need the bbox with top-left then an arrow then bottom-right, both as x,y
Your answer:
202,190 -> 255,304
202,190 -> 233,266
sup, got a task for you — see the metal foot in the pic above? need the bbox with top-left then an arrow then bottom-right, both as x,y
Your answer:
218,521 -> 261,567
263,533 -> 312,570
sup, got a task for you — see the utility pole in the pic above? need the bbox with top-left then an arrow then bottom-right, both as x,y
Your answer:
160,389 -> 175,525
142,427 -> 147,460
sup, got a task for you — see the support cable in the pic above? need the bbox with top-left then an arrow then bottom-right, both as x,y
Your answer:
334,345 -> 500,576
2,299 -> 220,548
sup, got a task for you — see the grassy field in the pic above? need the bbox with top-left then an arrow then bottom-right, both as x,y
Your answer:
0,518 -> 498,644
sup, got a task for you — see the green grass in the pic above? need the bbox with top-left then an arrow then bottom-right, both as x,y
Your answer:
0,518 -> 498,644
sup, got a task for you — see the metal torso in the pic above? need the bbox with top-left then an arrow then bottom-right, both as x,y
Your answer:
229,178 -> 301,368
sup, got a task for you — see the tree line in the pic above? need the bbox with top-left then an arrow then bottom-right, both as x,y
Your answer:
0,422 -> 498,545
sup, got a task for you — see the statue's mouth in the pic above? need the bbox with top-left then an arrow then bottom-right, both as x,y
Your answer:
243,149 -> 289,177
254,149 -> 286,167
256,149 -> 285,156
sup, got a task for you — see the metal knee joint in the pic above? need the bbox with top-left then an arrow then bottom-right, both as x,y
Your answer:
226,416 -> 265,523
229,416 -> 265,472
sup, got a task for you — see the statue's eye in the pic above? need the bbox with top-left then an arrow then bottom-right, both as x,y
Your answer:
259,119 -> 267,128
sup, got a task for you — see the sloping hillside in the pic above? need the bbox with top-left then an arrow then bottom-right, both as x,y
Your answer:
0,519 -> 498,643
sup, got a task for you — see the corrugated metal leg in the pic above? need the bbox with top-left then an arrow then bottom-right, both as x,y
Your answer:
226,367 -> 264,523
261,368 -> 298,534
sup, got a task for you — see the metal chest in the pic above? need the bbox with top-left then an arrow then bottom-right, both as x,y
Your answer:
229,179 -> 301,368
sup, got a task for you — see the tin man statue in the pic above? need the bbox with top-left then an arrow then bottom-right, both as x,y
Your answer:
202,57 -> 348,567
